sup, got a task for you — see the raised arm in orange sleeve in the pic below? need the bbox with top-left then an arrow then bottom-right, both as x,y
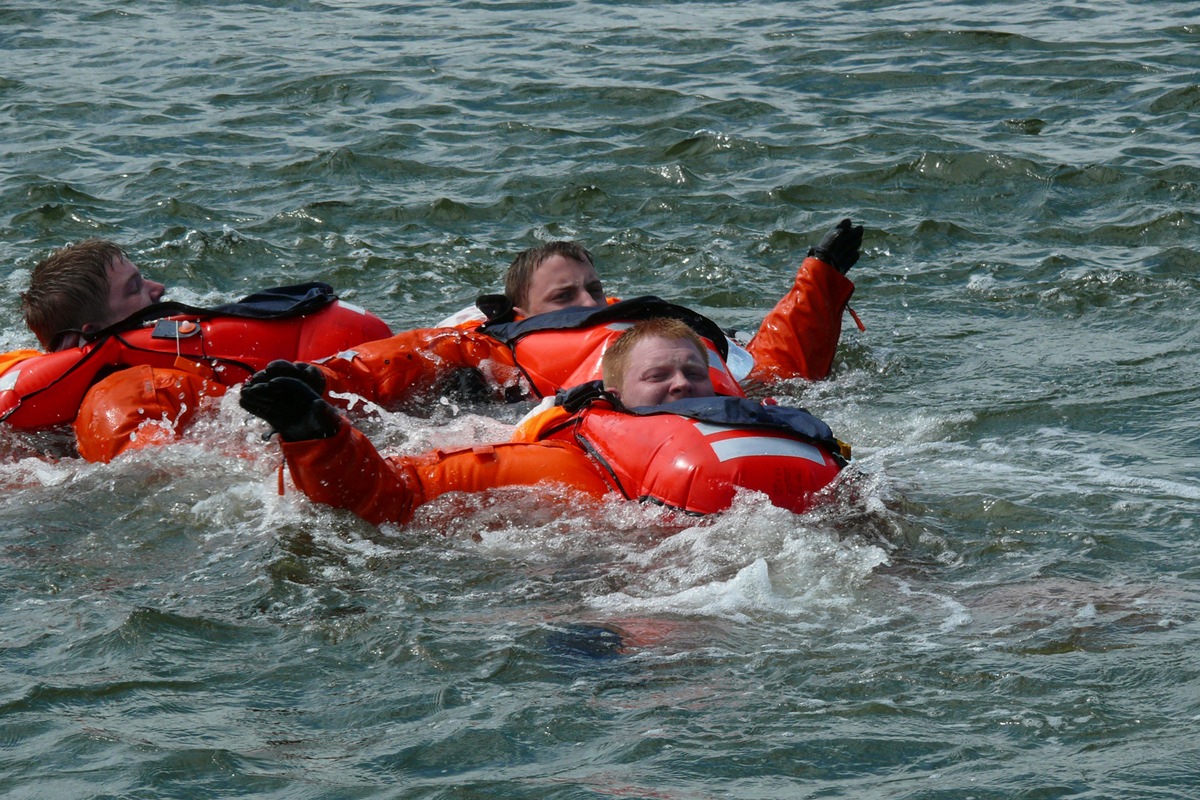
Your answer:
744,255 -> 855,383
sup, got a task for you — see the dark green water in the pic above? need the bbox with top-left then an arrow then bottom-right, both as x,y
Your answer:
2,2 -> 1198,798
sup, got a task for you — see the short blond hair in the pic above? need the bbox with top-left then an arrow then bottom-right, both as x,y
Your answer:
601,317 -> 709,392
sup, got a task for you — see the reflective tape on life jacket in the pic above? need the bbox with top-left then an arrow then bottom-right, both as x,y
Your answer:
477,296 -> 744,398
0,299 -> 392,431
540,392 -> 846,516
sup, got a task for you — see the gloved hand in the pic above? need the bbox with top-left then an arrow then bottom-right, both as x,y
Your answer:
808,218 -> 864,275
240,362 -> 339,442
252,359 -> 327,394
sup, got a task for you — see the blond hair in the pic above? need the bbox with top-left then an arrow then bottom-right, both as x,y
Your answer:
601,317 -> 709,392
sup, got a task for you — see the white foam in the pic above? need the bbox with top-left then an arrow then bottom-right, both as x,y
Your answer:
585,493 -> 891,622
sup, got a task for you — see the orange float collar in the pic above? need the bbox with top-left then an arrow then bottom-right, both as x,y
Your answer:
476,296 -> 746,398
541,385 -> 847,516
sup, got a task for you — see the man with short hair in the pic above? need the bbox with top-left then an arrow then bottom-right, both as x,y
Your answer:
4,240 -> 392,462
21,240 -> 166,351
600,316 -> 713,408
310,218 -> 864,409
505,240 -> 606,317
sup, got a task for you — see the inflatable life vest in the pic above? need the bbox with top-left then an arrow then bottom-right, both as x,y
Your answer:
0,283 -> 392,431
477,296 -> 745,399
535,382 -> 848,516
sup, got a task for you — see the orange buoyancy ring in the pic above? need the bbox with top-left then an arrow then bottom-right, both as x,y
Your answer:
0,300 -> 391,431
540,391 -> 846,516
478,296 -> 745,398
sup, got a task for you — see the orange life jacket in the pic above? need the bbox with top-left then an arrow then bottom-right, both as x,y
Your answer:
476,296 -> 745,398
526,384 -> 847,515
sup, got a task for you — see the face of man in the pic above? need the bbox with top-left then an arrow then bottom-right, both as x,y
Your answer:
95,254 -> 165,331
612,335 -> 714,408
515,255 -> 605,317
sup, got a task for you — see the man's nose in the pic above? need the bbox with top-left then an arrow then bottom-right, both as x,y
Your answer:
149,281 -> 166,301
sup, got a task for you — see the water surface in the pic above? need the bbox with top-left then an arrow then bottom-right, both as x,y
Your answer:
1,2 -> 1198,797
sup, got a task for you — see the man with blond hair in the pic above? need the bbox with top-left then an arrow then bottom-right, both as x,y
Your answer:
239,316 -> 847,526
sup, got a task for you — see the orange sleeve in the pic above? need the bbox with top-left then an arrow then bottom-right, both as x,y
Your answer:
74,365 -> 226,463
313,327 -> 524,408
745,256 -> 855,383
280,421 -> 610,527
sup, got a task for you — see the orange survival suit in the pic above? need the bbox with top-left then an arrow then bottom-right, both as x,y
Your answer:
310,254 -> 854,410
278,383 -> 848,527
0,283 -> 392,462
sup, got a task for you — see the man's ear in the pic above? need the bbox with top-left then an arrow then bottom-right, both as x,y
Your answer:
511,305 -> 528,318
51,331 -> 85,351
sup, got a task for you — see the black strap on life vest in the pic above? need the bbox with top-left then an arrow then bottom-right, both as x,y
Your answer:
557,380 -> 620,412
555,381 -> 845,463
475,293 -> 514,323
630,396 -> 839,449
476,295 -> 731,362
72,282 -> 338,346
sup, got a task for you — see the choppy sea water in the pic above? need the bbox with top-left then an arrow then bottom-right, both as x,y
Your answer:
2,1 -> 1198,797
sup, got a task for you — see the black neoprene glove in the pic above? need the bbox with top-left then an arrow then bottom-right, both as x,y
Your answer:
240,361 -> 339,442
252,359 -> 327,394
808,218 -> 864,275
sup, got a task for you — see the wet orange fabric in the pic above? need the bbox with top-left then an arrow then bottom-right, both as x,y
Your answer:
315,326 -> 524,409
280,395 -> 844,525
74,366 -> 224,463
0,350 -> 42,377
745,256 -> 855,383
281,422 -> 611,526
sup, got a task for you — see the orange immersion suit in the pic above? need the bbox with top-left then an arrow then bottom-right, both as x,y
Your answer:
312,255 -> 854,410
278,389 -> 846,527
0,284 -> 393,463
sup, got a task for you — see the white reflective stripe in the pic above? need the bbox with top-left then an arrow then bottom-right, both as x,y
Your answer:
710,436 -> 825,465
317,348 -> 361,364
516,395 -> 556,428
0,368 -> 20,392
436,305 -> 485,327
336,300 -> 367,315
694,423 -> 824,465
724,341 -> 755,381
